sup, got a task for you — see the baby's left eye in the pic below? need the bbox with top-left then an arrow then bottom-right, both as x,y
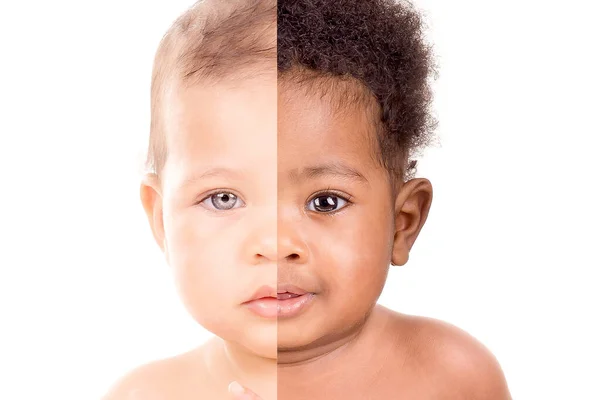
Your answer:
307,194 -> 349,213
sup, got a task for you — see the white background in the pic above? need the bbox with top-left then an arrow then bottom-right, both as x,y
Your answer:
0,1 -> 598,399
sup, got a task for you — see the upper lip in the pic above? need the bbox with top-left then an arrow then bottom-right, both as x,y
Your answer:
277,284 -> 311,295
245,285 -> 277,303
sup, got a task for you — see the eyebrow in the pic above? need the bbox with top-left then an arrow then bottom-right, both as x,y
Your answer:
178,167 -> 244,188
288,162 -> 368,184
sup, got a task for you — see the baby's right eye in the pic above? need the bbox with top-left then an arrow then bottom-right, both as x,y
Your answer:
200,192 -> 245,211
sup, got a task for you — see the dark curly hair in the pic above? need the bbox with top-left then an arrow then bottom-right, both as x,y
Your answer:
278,0 -> 437,181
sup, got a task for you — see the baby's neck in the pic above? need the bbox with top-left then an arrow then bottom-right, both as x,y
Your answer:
204,338 -> 277,398
223,340 -> 276,380
278,306 -> 392,381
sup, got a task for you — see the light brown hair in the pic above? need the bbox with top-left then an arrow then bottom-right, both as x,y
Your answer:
146,0 -> 276,178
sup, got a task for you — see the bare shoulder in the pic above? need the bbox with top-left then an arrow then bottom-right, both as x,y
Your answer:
383,308 -> 511,399
100,348 -> 208,400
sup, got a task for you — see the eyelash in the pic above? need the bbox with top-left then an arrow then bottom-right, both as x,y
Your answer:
306,189 -> 353,215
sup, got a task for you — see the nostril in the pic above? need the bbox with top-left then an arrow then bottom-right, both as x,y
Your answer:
286,253 -> 300,261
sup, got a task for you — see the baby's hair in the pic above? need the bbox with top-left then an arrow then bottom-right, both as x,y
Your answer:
278,0 -> 437,182
147,0 -> 276,178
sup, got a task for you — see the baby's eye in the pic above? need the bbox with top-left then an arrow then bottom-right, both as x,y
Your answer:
200,192 -> 245,211
307,193 -> 349,213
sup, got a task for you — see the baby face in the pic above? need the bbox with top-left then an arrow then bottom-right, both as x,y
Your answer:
150,76 -> 277,359
277,84 -> 396,352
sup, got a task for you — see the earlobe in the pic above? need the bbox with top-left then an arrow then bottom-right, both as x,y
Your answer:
391,233 -> 409,266
391,178 -> 433,267
140,174 -> 167,254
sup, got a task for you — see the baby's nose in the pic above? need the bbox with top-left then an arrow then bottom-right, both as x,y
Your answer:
277,229 -> 308,264
250,234 -> 277,263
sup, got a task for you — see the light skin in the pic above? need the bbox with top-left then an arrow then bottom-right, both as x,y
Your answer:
103,76 -> 278,400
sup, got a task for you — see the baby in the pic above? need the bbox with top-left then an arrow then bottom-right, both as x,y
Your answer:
276,1 -> 511,397
104,0 -> 512,399
104,0 -> 278,399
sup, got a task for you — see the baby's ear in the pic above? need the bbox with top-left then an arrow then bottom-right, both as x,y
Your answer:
391,178 -> 433,266
140,174 -> 167,256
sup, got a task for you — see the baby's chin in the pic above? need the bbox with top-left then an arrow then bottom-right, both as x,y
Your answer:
204,317 -> 278,360
277,310 -> 374,358
277,317 -> 340,354
277,325 -> 316,350
239,326 -> 278,359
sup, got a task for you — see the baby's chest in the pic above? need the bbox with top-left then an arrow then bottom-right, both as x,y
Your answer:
158,382 -> 230,400
280,369 -> 439,400
280,383 -> 433,400
144,371 -> 228,400
337,374 -> 434,400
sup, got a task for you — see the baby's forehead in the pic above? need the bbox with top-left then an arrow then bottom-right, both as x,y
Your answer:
165,74 -> 274,122
161,74 -> 380,183
279,88 -> 382,168
162,77 -> 277,162
279,73 -> 380,121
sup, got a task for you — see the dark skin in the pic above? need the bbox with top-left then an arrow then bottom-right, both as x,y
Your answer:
276,82 -> 511,399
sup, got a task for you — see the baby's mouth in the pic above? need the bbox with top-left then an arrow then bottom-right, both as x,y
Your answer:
277,292 -> 300,300
277,284 -> 309,298
276,287 -> 315,318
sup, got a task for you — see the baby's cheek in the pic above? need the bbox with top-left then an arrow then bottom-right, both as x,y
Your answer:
329,229 -> 389,312
167,225 -> 230,321
163,211 -> 273,350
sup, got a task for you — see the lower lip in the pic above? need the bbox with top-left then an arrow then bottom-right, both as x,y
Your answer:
243,294 -> 316,319
277,293 -> 315,319
244,298 -> 278,319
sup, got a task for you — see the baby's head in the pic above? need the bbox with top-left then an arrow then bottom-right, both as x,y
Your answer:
141,0 -> 277,359
277,0 -> 437,357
